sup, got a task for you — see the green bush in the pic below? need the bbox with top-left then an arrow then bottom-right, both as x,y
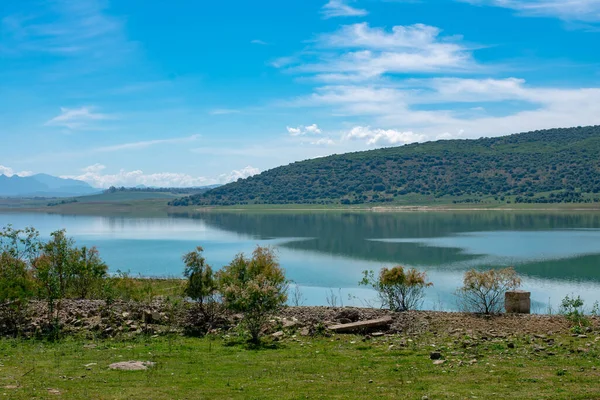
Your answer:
560,295 -> 590,334
217,246 -> 288,343
71,246 -> 108,299
360,266 -> 432,311
33,230 -> 108,324
0,226 -> 40,335
183,246 -> 220,331
183,246 -> 217,306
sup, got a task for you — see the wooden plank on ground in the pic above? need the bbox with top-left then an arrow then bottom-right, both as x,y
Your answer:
328,316 -> 393,333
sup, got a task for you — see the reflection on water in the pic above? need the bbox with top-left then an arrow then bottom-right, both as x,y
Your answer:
1,211 -> 600,311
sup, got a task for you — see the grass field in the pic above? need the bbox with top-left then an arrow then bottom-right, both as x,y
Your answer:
1,331 -> 599,399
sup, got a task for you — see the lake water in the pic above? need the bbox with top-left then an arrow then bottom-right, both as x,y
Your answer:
1,211 -> 600,312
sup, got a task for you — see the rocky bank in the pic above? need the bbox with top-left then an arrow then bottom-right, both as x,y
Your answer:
2,299 -> 597,340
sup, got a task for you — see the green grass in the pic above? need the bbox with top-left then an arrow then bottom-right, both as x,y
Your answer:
1,333 -> 599,399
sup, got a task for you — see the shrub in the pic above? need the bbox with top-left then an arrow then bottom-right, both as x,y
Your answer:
183,246 -> 217,306
0,226 -> 39,304
71,246 -> 108,299
217,246 -> 288,343
360,266 -> 432,311
0,226 -> 39,335
560,294 -> 590,334
183,246 -> 220,331
33,230 -> 74,309
33,230 -> 108,323
456,267 -> 521,314
0,252 -> 35,335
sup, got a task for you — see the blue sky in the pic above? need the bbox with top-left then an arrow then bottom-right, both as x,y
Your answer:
1,0 -> 599,188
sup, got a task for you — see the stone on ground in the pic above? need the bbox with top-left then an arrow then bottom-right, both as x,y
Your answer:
108,361 -> 156,371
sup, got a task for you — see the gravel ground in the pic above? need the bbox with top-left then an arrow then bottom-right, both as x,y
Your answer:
2,300 -> 597,338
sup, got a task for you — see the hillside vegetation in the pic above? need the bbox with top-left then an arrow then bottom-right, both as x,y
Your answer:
172,126 -> 600,206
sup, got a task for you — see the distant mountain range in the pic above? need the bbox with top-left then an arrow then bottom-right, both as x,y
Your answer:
0,174 -> 99,197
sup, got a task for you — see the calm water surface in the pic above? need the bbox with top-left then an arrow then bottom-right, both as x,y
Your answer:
2,211 -> 600,312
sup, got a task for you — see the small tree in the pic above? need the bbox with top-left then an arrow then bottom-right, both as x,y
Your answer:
0,226 -> 40,335
360,266 -> 432,311
183,246 -> 219,326
217,246 -> 288,343
35,230 -> 74,302
456,267 -> 521,314
71,246 -> 108,299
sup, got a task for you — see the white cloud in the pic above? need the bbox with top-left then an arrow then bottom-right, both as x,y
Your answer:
305,124 -> 322,134
265,5 -> 600,154
321,0 -> 368,18
310,138 -> 336,145
250,39 -> 269,45
218,166 -> 260,183
45,106 -> 111,130
280,23 -> 478,82
1,0 -> 133,58
63,164 -> 260,188
344,126 -> 425,145
0,165 -> 33,177
462,0 -> 600,22
287,124 -> 322,136
94,135 -> 200,152
270,56 -> 298,68
379,79 -> 600,137
82,164 -> 106,174
286,127 -> 302,135
288,74 -> 600,141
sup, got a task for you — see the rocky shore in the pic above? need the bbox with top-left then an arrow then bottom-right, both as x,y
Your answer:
3,299 -> 597,340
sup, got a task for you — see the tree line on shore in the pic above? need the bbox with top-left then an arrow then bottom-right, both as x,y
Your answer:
1,224 -> 596,342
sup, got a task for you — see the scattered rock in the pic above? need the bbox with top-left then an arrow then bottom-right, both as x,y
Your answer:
48,388 -> 61,395
329,316 -> 392,333
282,318 -> 298,329
578,334 -> 588,339
335,308 -> 360,323
3,385 -> 18,390
108,361 -> 155,371
372,332 -> 385,337
300,327 -> 310,336
87,316 -> 101,330
272,331 -> 284,340
433,360 -> 446,365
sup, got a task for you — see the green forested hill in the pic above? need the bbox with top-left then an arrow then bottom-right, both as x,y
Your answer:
172,126 -> 600,206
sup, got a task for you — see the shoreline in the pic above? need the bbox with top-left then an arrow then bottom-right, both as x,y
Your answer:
2,203 -> 600,217
3,299 -> 595,339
